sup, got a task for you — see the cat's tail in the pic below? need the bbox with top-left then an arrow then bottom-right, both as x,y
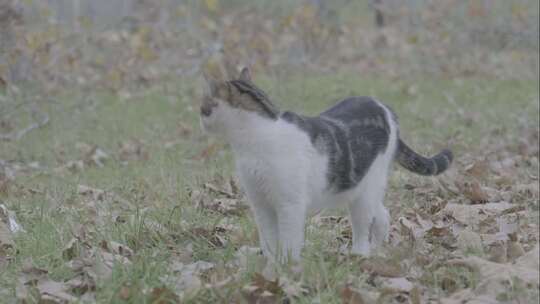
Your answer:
395,139 -> 453,175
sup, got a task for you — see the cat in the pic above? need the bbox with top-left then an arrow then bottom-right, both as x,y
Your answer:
200,67 -> 453,263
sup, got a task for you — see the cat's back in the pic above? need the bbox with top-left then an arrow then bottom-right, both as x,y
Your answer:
281,96 -> 397,193
320,96 -> 392,128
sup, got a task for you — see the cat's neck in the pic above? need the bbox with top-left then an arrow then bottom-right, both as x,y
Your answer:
226,111 -> 284,155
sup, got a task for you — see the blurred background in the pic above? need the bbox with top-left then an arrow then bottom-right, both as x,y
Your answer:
1,0 -> 538,94
1,0 -> 538,177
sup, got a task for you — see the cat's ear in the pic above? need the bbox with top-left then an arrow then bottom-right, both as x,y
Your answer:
239,67 -> 252,82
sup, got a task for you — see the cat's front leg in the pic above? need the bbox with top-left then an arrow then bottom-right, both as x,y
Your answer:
250,202 -> 279,261
276,204 -> 306,263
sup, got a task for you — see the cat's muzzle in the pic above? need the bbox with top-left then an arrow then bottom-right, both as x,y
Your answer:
201,103 -> 216,117
200,103 -> 213,116
200,98 -> 218,117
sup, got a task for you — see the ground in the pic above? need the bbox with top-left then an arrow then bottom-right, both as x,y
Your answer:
0,73 -> 538,303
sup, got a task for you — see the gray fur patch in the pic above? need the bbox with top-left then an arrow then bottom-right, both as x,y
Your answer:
282,97 -> 391,192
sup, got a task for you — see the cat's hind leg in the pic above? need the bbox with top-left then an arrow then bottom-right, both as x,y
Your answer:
348,198 -> 373,256
371,203 -> 390,247
348,183 -> 389,255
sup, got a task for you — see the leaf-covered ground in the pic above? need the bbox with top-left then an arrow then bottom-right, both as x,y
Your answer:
1,74 -> 538,303
0,1 -> 539,303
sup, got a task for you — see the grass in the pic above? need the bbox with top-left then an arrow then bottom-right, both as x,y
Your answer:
0,72 -> 539,303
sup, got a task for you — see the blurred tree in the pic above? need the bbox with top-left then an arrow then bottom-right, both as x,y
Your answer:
372,0 -> 385,27
0,0 -> 23,84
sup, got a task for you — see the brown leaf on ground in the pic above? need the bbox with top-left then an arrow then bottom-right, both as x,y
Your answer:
279,276 -> 309,299
62,238 -> 79,260
149,286 -> 180,304
507,240 -> 525,261
77,184 -> 105,201
443,202 -> 514,226
464,160 -> 490,179
117,284 -> 132,300
487,241 -> 508,263
230,246 -> 264,270
100,240 -> 134,259
194,142 -> 221,161
0,171 -> 9,196
380,277 -> 414,293
37,280 -> 78,303
19,260 -> 49,288
176,121 -> 193,138
203,182 -> 236,198
0,221 -> 14,255
0,204 -> 24,233
77,143 -> 109,167
54,160 -> 85,173
340,284 -> 374,304
359,257 -> 403,278
65,273 -> 95,295
457,180 -> 490,203
160,260 -> 214,299
444,244 -> 539,303
206,198 -> 247,216
242,272 -> 284,304
118,139 -> 149,163
187,227 -> 228,248
456,229 -> 484,254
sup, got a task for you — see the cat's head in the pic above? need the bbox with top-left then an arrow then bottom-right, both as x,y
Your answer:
200,67 -> 279,134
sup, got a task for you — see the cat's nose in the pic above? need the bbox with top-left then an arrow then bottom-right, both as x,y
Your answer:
200,103 -> 213,116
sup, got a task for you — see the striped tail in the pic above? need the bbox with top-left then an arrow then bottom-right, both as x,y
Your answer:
395,139 -> 453,175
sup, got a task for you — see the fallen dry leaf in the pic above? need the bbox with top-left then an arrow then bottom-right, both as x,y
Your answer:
65,273 -> 95,295
278,276 -> 308,299
487,241 -> 508,263
0,221 -> 14,255
206,198 -> 247,216
444,244 -> 539,303
203,182 -> 235,198
118,139 -> 149,163
149,286 -> 180,304
458,181 -> 490,204
37,280 -> 78,303
62,238 -> 79,260
242,272 -> 284,304
443,202 -> 514,226
0,204 -> 24,233
380,277 -> 414,293
340,284 -> 373,304
100,240 -> 134,259
230,245 -> 264,270
20,260 -> 49,284
77,184 -> 105,201
359,257 -> 403,278
118,284 -> 132,300
77,143 -> 109,167
456,229 -> 484,254
194,142 -> 221,161
507,240 -> 525,261
464,160 -> 490,179
159,260 -> 215,300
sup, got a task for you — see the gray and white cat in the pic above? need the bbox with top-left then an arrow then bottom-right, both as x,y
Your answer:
200,68 -> 452,263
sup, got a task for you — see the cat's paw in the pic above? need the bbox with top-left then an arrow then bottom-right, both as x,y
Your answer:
351,242 -> 371,256
262,262 -> 278,280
